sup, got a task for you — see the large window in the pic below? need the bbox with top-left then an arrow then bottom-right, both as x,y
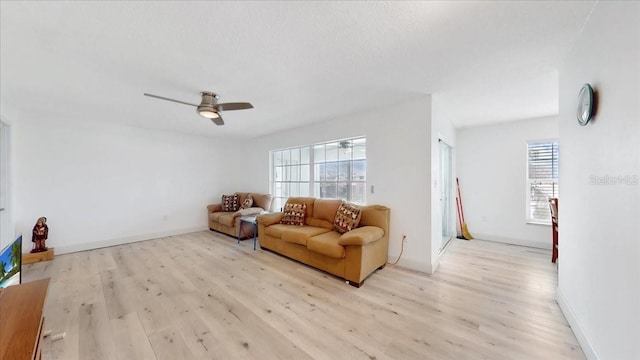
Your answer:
527,141 -> 559,224
271,137 -> 366,211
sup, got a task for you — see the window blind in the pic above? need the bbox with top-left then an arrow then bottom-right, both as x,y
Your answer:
527,142 -> 559,223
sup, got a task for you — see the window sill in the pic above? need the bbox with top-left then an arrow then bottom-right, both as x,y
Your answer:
526,220 -> 551,226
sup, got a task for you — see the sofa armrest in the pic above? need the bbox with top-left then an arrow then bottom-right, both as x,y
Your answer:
207,204 -> 222,213
339,226 -> 384,246
257,212 -> 283,226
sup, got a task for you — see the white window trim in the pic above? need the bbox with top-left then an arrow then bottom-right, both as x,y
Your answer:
270,136 -> 366,211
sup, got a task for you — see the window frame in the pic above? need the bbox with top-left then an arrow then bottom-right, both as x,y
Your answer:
270,136 -> 366,211
526,140 -> 559,225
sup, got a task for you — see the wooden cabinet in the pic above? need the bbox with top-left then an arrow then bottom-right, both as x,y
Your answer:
0,278 -> 50,360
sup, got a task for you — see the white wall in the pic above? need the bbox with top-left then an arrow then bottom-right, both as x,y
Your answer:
0,116 -> 14,251
231,96 -> 435,273
557,2 -> 640,359
9,95 -> 443,273
456,116 -> 558,249
12,119 -> 231,254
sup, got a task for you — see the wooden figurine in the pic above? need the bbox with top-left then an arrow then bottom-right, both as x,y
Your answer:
31,217 -> 48,253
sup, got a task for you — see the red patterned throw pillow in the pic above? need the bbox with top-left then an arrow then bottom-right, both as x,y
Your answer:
221,194 -> 240,212
280,203 -> 307,226
333,202 -> 362,234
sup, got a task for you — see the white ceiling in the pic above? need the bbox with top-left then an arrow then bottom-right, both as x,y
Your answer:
0,1 -> 595,138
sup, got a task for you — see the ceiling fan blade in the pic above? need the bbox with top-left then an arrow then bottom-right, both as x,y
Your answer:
211,115 -> 224,126
144,93 -> 198,107
215,102 -> 253,111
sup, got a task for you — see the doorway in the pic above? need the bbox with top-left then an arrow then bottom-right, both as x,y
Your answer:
439,139 -> 453,252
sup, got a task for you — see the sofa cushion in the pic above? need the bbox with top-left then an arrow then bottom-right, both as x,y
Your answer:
281,227 -> 331,246
240,196 -> 254,209
313,199 -> 343,222
281,203 -> 307,226
333,202 -> 362,234
222,194 -> 240,212
216,212 -> 236,227
306,199 -> 342,229
207,204 -> 222,213
307,231 -> 345,259
265,223 -> 298,238
251,193 -> 274,212
209,211 -> 225,223
359,205 -> 390,230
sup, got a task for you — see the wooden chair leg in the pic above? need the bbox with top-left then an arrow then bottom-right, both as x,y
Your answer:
552,230 -> 558,263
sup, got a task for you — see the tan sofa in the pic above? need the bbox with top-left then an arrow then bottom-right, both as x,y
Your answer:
257,197 -> 390,287
207,192 -> 273,238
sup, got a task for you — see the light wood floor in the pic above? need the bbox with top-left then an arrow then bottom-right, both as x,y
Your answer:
23,231 -> 585,360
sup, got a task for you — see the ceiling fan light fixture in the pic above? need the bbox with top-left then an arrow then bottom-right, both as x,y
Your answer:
197,92 -> 220,119
144,91 -> 249,127
339,140 -> 352,149
198,107 -> 220,119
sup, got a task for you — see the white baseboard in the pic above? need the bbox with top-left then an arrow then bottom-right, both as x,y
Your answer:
472,233 -> 551,250
391,257 -> 433,274
431,254 -> 441,273
557,287 -> 599,360
54,225 -> 209,255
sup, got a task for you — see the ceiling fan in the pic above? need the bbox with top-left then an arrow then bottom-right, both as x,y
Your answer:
143,91 -> 253,126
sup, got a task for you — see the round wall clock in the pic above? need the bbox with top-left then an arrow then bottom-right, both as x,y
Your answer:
577,83 -> 594,126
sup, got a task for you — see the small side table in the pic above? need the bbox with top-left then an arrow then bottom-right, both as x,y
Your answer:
238,216 -> 258,250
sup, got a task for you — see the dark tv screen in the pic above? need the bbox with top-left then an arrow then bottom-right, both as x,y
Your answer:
0,234 -> 22,288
